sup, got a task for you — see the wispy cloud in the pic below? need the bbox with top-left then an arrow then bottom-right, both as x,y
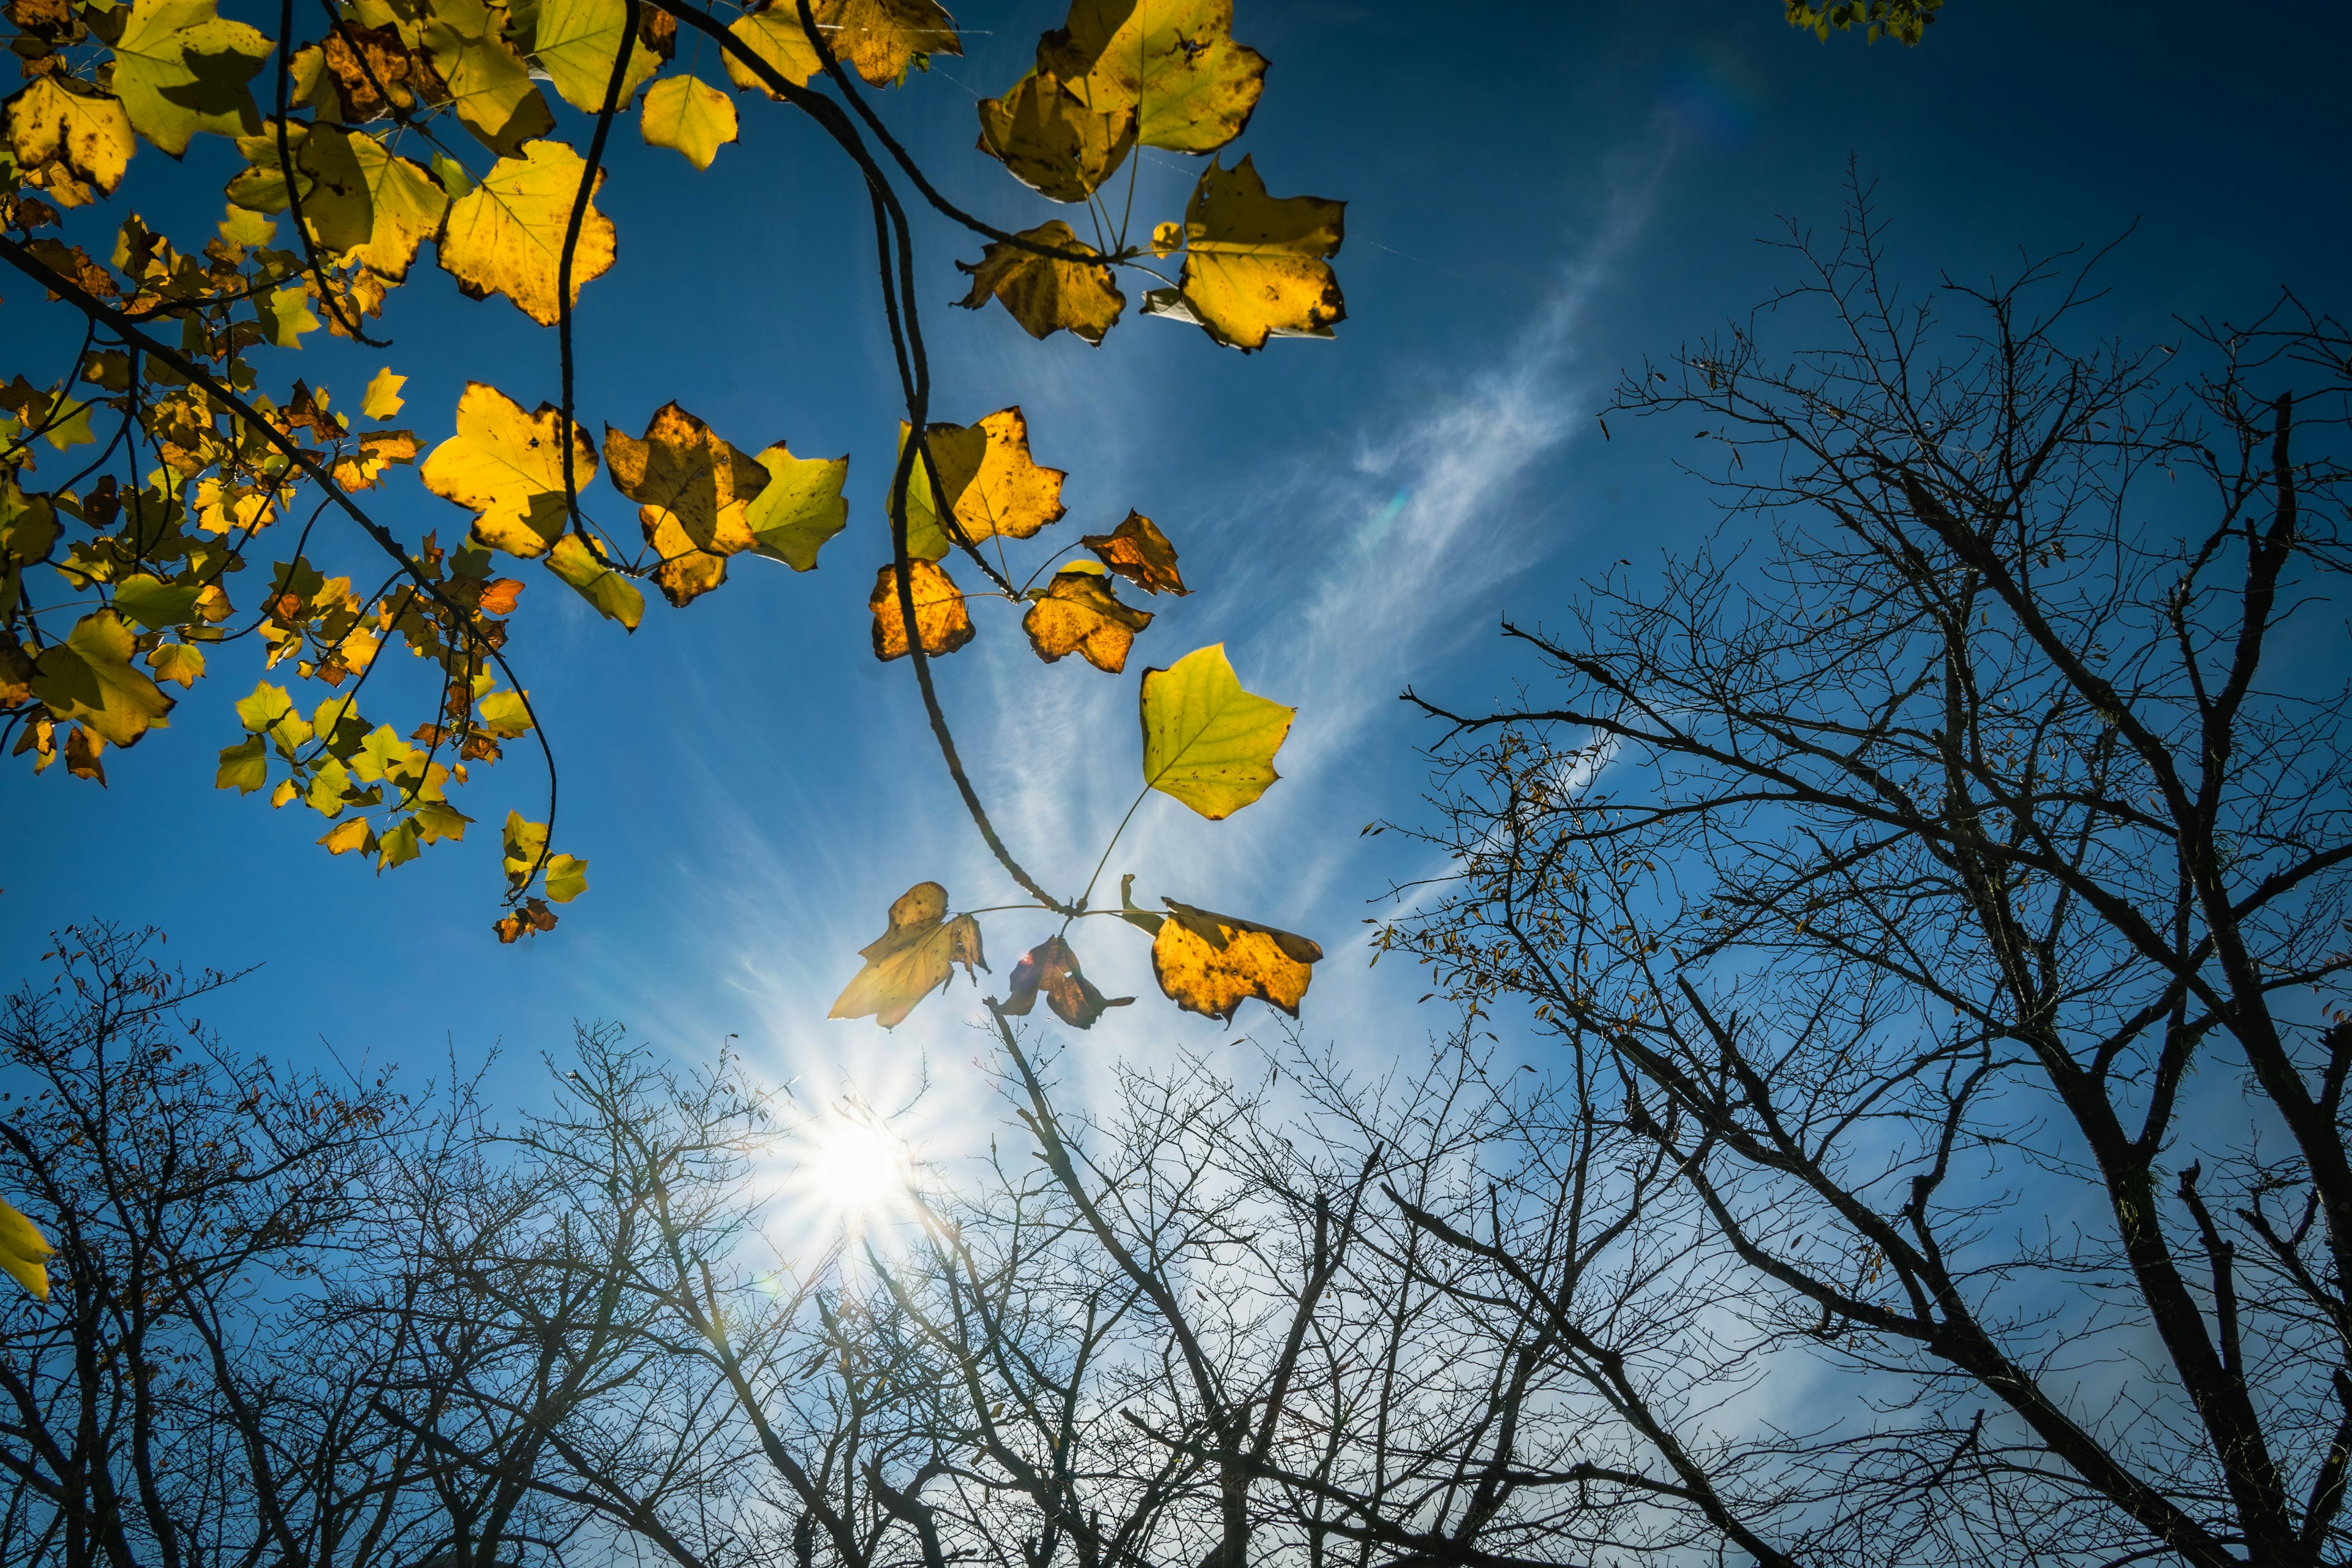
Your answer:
639,140 -> 1671,1104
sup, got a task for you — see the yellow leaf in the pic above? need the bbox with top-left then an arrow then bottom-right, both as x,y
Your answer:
477,687 -> 533,737
1137,642 -> 1290,818
724,4 -> 823,94
531,0 -> 662,112
362,367 -> 407,419
4,77 -> 135,195
544,531 -> 644,628
256,282 -> 322,348
345,134 -> 449,280
501,809 -> 548,890
1003,934 -> 1131,1028
226,121 -> 374,254
0,1196 -> 55,1302
975,69 -> 1132,203
954,221 -> 1125,346
1142,154 -> 1344,352
744,443 -> 849,570
318,816 -> 374,854
1149,899 -> 1321,1021
809,0 -> 960,88
897,406 -> 1065,561
420,382 -> 597,558
108,0 -> 271,156
437,139 -> 614,326
420,0 -> 554,153
868,559 -> 972,662
829,881 -> 986,1028
1081,509 -> 1187,595
147,642 -> 206,688
330,428 -> 420,491
1150,219 -> 1180,257
1039,0 -> 1263,153
1023,561 -> 1150,673
29,611 -> 175,747
606,402 -> 766,606
639,75 -> 737,169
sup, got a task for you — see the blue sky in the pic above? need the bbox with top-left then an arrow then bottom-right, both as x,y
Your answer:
5,0 -> 2349,1122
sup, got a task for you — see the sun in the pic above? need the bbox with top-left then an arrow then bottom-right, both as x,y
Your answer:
810,1120 -> 905,1219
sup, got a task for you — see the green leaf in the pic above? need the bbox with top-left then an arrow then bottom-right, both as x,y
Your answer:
1137,642 -> 1291,818
544,851 -> 587,902
215,733 -> 268,792
531,0 -> 659,113
29,611 -> 175,747
545,532 -> 643,628
108,0 -> 271,157
112,572 -> 202,631
744,443 -> 849,570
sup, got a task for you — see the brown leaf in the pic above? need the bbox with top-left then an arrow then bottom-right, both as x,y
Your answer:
606,402 -> 770,606
869,559 -> 974,662
1081,510 -> 1188,595
24,238 -> 116,300
1003,935 -> 1131,1028
1022,562 -> 1151,673
62,724 -> 104,785
1150,898 -> 1321,1022
955,220 -> 1125,345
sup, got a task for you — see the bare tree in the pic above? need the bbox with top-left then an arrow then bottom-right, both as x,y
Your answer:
0,925 -> 505,1568
1386,184 -> 2352,1567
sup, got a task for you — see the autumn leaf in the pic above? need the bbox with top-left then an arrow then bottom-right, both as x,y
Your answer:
605,402 -> 767,606
362,368 -> 406,418
147,643 -> 205,688
0,1196 -> 55,1302
975,69 -> 1132,202
830,880 -> 986,1028
420,382 -> 598,558
744,443 -> 849,570
28,610 -> 175,747
112,572 -> 203,630
108,0 -> 271,156
809,0 -> 960,88
227,123 -> 375,254
4,77 -> 135,196
255,282 -> 321,348
545,531 -> 644,628
1023,561 -> 1151,673
492,897 -> 559,941
1082,510 -> 1187,595
544,852 -> 588,902
869,559 -> 973,661
1137,642 -> 1291,818
955,221 -> 1125,345
531,0 -> 661,112
640,75 -> 737,169
346,136 -> 450,280
420,0 -> 554,153
1038,0 -> 1264,154
1143,155 -> 1345,352
1003,935 -> 1131,1028
724,3 -> 822,94
1149,898 -> 1321,1021
330,428 -> 421,491
899,407 -> 1065,561
437,140 -> 615,327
